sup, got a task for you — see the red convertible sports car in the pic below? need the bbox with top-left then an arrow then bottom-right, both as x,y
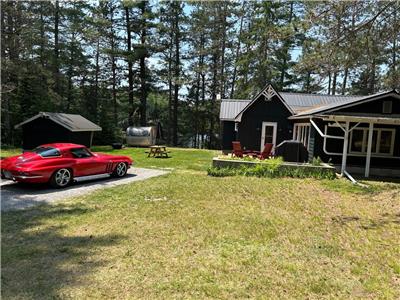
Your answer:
1,143 -> 133,188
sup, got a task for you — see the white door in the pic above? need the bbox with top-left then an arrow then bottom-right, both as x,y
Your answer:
260,122 -> 277,152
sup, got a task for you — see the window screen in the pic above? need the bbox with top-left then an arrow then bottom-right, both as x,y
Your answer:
383,101 -> 392,114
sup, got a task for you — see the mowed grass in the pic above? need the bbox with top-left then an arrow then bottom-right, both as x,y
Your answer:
1,146 -> 400,299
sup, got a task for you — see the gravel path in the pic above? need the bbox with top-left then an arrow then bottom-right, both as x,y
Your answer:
1,168 -> 168,211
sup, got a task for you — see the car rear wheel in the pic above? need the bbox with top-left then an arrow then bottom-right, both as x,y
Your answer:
113,162 -> 127,178
50,168 -> 72,188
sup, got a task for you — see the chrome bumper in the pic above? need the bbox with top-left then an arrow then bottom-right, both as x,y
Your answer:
13,175 -> 44,180
2,170 -> 43,181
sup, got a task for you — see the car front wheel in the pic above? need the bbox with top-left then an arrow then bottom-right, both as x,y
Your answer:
113,162 -> 128,178
50,168 -> 72,188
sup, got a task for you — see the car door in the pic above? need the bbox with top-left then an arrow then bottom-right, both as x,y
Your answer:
70,148 -> 107,177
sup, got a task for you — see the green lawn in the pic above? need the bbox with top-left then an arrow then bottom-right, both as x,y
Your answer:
2,146 -> 400,299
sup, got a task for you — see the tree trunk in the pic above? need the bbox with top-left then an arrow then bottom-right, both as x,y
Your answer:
139,4 -> 147,126
370,59 -> 376,93
168,56 -> 172,144
54,0 -> 60,96
280,2 -> 293,89
39,6 -> 45,67
94,39 -> 100,120
66,33 -> 74,111
2,3 -> 12,144
125,6 -> 134,126
194,37 -> 204,148
306,71 -> 311,93
194,72 -> 200,148
219,3 -> 227,98
332,71 -> 337,95
327,71 -> 331,95
391,6 -> 397,88
230,2 -> 245,99
109,3 -> 118,126
209,53 -> 218,148
341,67 -> 348,95
167,18 -> 173,144
172,2 -> 180,146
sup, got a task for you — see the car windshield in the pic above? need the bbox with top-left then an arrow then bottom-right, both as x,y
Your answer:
70,148 -> 92,158
33,147 -> 61,158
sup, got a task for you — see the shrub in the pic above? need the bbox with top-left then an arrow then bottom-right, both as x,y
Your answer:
208,157 -> 336,180
207,167 -> 238,177
311,156 -> 323,166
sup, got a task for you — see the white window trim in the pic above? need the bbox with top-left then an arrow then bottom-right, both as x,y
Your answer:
349,127 -> 395,156
293,123 -> 311,150
261,122 -> 277,152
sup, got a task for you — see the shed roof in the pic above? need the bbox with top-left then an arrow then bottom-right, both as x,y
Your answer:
15,112 -> 102,132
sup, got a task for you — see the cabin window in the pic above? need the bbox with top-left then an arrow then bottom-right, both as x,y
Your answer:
382,101 -> 392,114
350,128 -> 395,156
379,130 -> 394,154
293,123 -> 311,149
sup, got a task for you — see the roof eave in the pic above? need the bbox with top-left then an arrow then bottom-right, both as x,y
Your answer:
14,112 -> 102,132
291,90 -> 399,119
68,128 -> 102,132
234,84 -> 294,122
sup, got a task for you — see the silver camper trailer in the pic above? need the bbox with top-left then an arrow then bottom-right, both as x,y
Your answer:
126,126 -> 157,147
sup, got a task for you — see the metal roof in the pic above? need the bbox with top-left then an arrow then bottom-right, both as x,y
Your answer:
219,99 -> 250,120
219,93 -> 362,120
290,90 -> 399,119
15,112 -> 102,132
280,92 -> 361,111
219,90 -> 399,121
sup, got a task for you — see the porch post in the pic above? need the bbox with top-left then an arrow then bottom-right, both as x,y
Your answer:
234,122 -> 239,140
365,122 -> 374,177
341,121 -> 350,176
90,131 -> 94,148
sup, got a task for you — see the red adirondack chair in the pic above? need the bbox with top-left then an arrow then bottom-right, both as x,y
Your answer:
231,141 -> 253,157
246,143 -> 273,160
257,143 -> 274,160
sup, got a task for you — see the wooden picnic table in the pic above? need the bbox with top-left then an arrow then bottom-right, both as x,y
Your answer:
147,145 -> 170,158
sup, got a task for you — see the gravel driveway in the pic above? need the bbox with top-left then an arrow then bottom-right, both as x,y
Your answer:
1,167 -> 168,211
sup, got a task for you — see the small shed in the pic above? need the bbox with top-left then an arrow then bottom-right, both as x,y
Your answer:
15,112 -> 102,149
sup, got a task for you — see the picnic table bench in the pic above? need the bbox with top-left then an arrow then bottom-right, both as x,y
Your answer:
146,145 -> 170,158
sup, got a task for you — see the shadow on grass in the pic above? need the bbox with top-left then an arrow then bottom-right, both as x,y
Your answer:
321,178 -> 400,195
332,213 -> 400,230
2,204 -> 124,298
359,177 -> 400,184
361,213 -> 400,230
0,173 -> 137,211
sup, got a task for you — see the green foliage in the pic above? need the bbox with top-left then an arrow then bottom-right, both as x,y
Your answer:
311,156 -> 323,166
208,158 -> 336,180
